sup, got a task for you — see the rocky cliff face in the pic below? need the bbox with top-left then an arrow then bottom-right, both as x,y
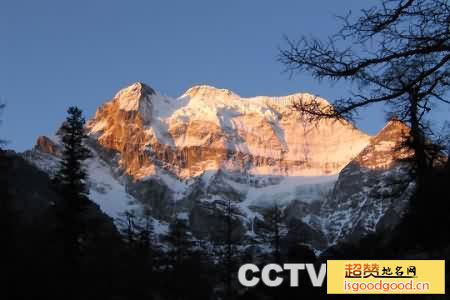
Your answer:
35,136 -> 61,157
24,82 -> 420,252
321,119 -> 414,244
86,82 -> 371,179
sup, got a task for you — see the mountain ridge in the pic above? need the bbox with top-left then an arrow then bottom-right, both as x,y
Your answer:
86,82 -> 372,179
23,82 -> 415,251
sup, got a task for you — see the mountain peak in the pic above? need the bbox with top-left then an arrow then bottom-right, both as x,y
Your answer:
352,119 -> 411,169
86,82 -> 373,178
113,82 -> 155,112
183,85 -> 239,100
378,118 -> 410,138
116,81 -> 155,96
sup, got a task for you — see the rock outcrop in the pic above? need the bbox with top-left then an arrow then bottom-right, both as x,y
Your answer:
86,82 -> 371,179
321,119 -> 415,244
35,136 -> 61,157
23,82 -> 427,252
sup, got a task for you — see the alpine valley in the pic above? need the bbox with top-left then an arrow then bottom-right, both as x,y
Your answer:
23,82 -> 415,253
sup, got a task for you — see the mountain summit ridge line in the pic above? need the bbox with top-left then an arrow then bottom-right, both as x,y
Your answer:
85,82 -> 372,179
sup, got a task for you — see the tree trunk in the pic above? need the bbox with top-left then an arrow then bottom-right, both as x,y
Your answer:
409,89 -> 428,206
226,198 -> 233,300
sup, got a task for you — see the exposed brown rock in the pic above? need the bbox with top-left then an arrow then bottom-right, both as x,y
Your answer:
34,136 -> 61,156
353,119 -> 413,169
86,82 -> 372,180
87,99 -> 153,178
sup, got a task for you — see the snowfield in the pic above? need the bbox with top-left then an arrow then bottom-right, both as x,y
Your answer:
23,82 -> 415,252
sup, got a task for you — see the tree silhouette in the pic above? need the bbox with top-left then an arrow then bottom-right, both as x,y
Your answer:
0,151 -> 17,298
53,106 -> 92,294
0,103 -> 6,146
257,201 -> 285,264
279,0 -> 449,193
211,197 -> 242,300
117,208 -> 158,264
166,218 -> 194,268
55,106 -> 91,203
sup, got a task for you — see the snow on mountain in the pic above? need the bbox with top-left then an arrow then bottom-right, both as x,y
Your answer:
321,119 -> 415,245
87,152 -> 141,219
23,82 -> 418,251
87,82 -> 371,179
25,136 -> 143,220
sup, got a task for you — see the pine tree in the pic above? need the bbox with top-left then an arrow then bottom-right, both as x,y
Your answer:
212,198 -> 241,300
117,208 -> 158,264
0,104 -> 18,298
116,209 -> 160,298
55,106 -> 91,205
0,105 -> 13,252
0,103 -> 6,146
260,201 -> 284,264
224,198 -> 237,300
0,150 -> 17,299
117,210 -> 139,246
53,106 -> 92,282
137,208 -> 156,254
166,218 -> 194,268
163,218 -> 200,299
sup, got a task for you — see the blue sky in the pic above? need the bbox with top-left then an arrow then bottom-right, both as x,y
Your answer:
1,0 -> 448,151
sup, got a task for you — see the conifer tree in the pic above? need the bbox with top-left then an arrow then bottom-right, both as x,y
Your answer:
55,106 -> 91,204
224,197 -> 237,300
54,106 -> 92,273
0,149 -> 16,298
163,218 -> 200,299
166,218 -> 194,268
0,105 -> 12,245
137,208 -> 156,254
0,104 -> 17,297
117,208 -> 158,264
258,201 -> 284,264
212,198 -> 241,300
0,103 -> 5,146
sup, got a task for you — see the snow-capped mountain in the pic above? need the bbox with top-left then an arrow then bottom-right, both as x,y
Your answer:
321,119 -> 414,244
23,82 -> 415,251
86,82 -> 370,178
